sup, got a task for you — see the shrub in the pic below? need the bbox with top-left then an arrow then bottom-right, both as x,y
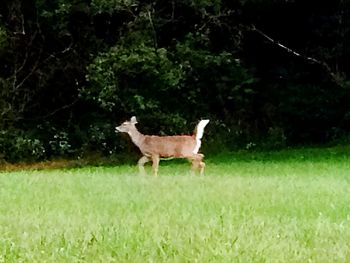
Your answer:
0,130 -> 46,162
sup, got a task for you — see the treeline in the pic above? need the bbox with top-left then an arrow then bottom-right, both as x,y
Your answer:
0,0 -> 350,161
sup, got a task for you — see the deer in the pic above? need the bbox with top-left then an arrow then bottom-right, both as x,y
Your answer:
115,116 -> 210,176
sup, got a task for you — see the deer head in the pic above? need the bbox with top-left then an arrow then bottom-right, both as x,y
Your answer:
115,116 -> 138,134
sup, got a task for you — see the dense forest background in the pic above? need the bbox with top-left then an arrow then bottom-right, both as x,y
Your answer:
0,0 -> 350,162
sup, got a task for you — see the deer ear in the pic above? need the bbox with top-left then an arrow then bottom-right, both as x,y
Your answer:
130,116 -> 138,124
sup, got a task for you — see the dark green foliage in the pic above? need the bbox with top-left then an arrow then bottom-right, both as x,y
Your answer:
0,129 -> 45,162
0,0 -> 350,161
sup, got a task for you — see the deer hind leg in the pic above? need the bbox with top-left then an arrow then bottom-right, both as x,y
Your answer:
151,154 -> 160,176
138,156 -> 150,175
198,160 -> 205,175
189,154 -> 206,175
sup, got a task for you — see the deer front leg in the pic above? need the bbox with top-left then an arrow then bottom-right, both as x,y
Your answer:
151,154 -> 160,176
138,156 -> 150,175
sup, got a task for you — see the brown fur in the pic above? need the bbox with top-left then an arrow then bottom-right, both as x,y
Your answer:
142,135 -> 196,158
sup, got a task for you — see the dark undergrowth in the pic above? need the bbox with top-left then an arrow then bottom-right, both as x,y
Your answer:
2,144 -> 350,172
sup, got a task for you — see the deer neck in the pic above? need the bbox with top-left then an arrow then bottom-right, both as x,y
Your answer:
128,127 -> 144,148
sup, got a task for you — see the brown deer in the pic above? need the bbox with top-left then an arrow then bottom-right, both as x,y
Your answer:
116,116 -> 209,176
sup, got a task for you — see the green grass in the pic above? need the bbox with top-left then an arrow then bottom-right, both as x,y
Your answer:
1,147 -> 350,262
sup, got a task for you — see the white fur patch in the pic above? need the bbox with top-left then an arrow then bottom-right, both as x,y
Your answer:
193,119 -> 209,154
193,139 -> 201,154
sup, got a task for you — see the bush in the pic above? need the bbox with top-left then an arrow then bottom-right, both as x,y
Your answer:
0,130 -> 46,162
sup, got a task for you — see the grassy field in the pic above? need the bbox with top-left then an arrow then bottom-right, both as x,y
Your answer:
1,147 -> 350,262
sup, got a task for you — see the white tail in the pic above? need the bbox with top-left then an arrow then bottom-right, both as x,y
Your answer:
193,119 -> 210,154
116,116 -> 209,176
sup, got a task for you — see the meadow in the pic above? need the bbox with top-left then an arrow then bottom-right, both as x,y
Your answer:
1,147 -> 350,262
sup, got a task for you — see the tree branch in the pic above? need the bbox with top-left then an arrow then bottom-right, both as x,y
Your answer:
171,0 -> 175,21
3,98 -> 80,122
16,30 -> 38,75
251,25 -> 343,86
147,7 -> 158,51
14,47 -> 43,91
29,98 -> 79,121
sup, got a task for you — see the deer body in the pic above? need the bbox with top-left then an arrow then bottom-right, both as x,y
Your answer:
140,135 -> 197,157
116,117 -> 209,176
